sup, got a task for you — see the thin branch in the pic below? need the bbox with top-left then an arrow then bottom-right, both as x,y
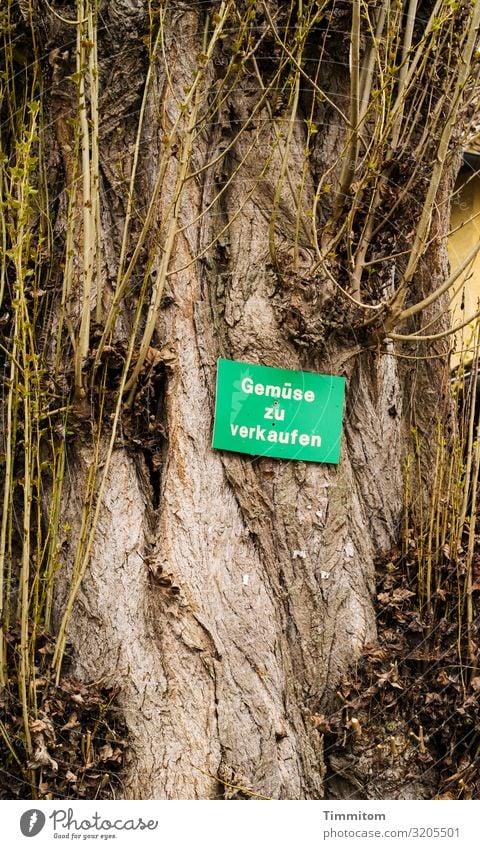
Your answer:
397,239 -> 480,323
390,305 -> 480,343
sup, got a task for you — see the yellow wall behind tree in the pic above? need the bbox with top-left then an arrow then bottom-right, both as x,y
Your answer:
448,171 -> 480,365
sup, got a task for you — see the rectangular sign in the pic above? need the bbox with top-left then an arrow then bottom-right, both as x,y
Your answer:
212,358 -> 346,464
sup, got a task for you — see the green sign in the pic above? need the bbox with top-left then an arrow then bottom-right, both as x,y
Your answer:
212,358 -> 346,464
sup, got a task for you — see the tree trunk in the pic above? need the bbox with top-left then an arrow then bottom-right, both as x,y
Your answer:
2,0 -> 472,799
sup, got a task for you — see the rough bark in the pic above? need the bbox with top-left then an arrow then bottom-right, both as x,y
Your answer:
10,0 -> 460,798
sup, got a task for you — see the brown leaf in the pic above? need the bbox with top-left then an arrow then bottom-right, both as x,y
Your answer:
29,719 -> 48,733
61,712 -> 79,731
311,714 -> 331,733
98,744 -> 113,762
27,735 -> 58,772
110,748 -> 123,763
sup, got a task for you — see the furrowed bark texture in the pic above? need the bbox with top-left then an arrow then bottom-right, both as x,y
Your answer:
35,1 -> 454,798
